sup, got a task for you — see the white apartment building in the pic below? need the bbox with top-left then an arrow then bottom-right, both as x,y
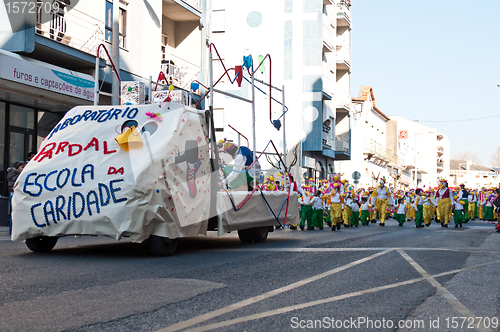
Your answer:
335,85 -> 393,188
209,0 -> 352,185
387,116 -> 450,189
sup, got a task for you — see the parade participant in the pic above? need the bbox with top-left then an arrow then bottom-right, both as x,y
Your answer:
342,192 -> 353,227
413,189 -> 425,228
299,186 -> 312,230
360,196 -> 370,226
483,192 -> 495,221
329,182 -> 342,231
431,188 -> 440,223
467,189 -> 475,221
349,196 -> 360,227
453,196 -> 464,228
458,184 -> 469,222
404,191 -> 412,222
478,188 -> 485,220
373,177 -> 391,226
309,190 -> 324,230
395,198 -> 406,226
435,179 -> 454,227
289,175 -> 304,230
219,142 -> 261,191
368,188 -> 377,223
422,191 -> 435,227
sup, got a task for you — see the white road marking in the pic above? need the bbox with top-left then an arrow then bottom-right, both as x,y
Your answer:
397,249 -> 494,332
158,249 -> 394,332
179,259 -> 500,332
210,247 -> 499,253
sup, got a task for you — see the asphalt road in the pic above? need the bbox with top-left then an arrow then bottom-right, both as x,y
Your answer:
0,218 -> 499,332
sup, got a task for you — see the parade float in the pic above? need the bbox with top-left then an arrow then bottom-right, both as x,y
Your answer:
11,44 -> 298,256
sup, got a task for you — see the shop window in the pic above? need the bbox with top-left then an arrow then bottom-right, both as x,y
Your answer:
37,112 -> 61,148
0,103 -> 4,190
10,105 -> 34,129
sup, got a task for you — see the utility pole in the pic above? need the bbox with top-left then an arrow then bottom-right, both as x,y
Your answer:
112,0 -> 120,105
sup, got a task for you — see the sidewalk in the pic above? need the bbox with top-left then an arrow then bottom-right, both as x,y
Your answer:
0,226 -> 9,237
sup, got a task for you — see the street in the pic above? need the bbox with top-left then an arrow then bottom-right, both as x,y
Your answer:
0,218 -> 499,332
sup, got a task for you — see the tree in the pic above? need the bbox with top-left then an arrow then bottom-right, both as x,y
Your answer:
491,146 -> 500,168
453,151 -> 483,165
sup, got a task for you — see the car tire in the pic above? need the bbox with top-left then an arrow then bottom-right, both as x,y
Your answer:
237,229 -> 254,243
148,235 -> 178,256
25,236 -> 58,253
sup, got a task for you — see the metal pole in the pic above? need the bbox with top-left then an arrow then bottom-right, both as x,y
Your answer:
252,71 -> 256,190
148,75 -> 152,104
93,53 -> 99,106
112,0 -> 120,105
210,52 -> 223,237
282,84 -> 287,189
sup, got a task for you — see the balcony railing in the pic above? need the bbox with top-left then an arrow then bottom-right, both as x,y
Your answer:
336,90 -> 351,109
336,0 -> 351,26
335,134 -> 350,153
364,139 -> 387,158
36,9 -> 104,56
322,66 -> 335,96
160,54 -> 202,90
336,44 -> 351,67
322,19 -> 334,51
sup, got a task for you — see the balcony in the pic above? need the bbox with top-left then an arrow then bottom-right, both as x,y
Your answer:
35,9 -> 104,57
437,161 -> 444,172
322,17 -> 335,53
163,0 -> 202,21
322,66 -> 335,97
335,90 -> 351,111
336,0 -> 351,27
336,44 -> 351,71
160,54 -> 202,91
386,150 -> 404,168
335,134 -> 350,160
322,123 -> 333,148
363,139 -> 389,165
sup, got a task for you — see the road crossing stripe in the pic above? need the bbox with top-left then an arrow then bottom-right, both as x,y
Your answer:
397,249 -> 494,332
177,259 -> 500,332
157,249 -> 394,332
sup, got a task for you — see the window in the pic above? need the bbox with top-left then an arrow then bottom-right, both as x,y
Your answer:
105,1 -> 127,48
212,10 -> 225,33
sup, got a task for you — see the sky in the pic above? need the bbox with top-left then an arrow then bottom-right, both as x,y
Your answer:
350,0 -> 500,166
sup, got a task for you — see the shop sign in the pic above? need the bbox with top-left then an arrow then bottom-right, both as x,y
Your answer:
0,50 -> 95,101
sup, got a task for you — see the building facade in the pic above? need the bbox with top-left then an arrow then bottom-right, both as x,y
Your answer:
449,160 -> 499,189
0,0 -> 207,198
209,0 -> 352,186
335,85 -> 394,188
386,115 -> 450,189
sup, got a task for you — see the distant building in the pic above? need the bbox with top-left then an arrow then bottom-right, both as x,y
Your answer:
335,85 -> 392,188
386,116 -> 450,189
449,160 -> 499,189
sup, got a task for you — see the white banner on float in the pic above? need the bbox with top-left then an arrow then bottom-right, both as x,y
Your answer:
12,102 -> 212,242
0,49 -> 95,101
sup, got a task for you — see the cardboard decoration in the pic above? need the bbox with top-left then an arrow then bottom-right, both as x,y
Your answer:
115,126 -> 143,151
11,103 -> 212,242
